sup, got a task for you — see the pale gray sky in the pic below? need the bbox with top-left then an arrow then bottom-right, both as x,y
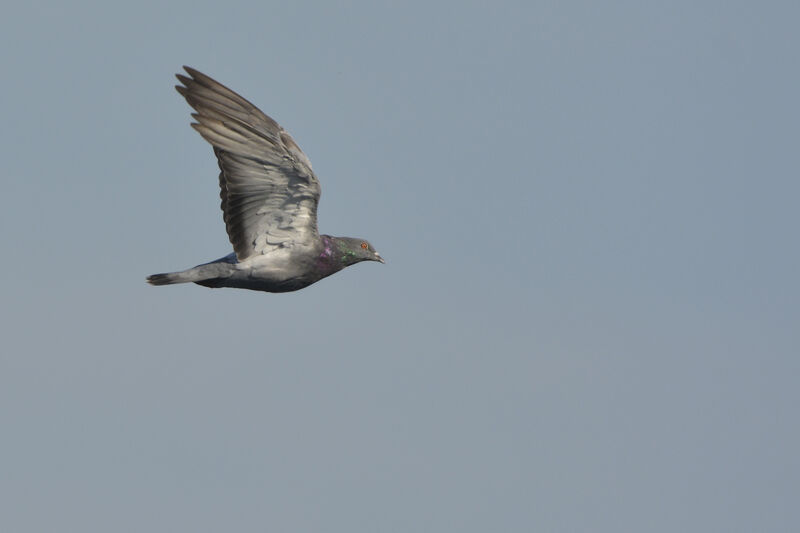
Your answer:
1,1 -> 798,532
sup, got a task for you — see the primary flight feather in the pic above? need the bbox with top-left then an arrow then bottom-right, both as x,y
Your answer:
147,67 -> 384,292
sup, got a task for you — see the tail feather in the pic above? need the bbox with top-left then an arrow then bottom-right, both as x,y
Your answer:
147,257 -> 236,287
146,272 -> 189,285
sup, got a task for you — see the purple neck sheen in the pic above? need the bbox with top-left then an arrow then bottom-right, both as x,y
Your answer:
319,235 -> 334,260
315,235 -> 338,274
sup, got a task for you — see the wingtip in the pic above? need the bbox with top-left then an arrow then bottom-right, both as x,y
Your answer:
183,66 -> 210,84
176,67 -> 200,86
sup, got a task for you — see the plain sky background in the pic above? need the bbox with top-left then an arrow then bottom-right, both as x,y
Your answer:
1,1 -> 798,532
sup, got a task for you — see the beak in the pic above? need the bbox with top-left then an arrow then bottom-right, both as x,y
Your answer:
374,252 -> 385,264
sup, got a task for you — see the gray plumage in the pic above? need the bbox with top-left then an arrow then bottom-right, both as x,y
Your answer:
147,67 -> 383,292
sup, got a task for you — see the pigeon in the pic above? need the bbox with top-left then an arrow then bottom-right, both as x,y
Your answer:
147,67 -> 384,293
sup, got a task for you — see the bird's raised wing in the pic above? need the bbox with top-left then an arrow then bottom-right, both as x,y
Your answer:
175,66 -> 321,261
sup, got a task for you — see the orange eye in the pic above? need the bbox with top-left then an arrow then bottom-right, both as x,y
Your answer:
360,242 -> 368,249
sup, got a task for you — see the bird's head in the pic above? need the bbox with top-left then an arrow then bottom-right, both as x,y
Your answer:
332,237 -> 385,266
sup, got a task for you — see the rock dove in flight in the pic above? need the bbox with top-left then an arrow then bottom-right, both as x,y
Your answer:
147,67 -> 384,292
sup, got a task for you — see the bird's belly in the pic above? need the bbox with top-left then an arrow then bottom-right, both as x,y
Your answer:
225,271 -> 316,293
225,252 -> 320,292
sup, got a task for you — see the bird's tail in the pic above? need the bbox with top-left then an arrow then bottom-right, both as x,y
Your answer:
146,270 -> 198,286
147,256 -> 237,287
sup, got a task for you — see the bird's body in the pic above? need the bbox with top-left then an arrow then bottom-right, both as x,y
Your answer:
147,67 -> 383,292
